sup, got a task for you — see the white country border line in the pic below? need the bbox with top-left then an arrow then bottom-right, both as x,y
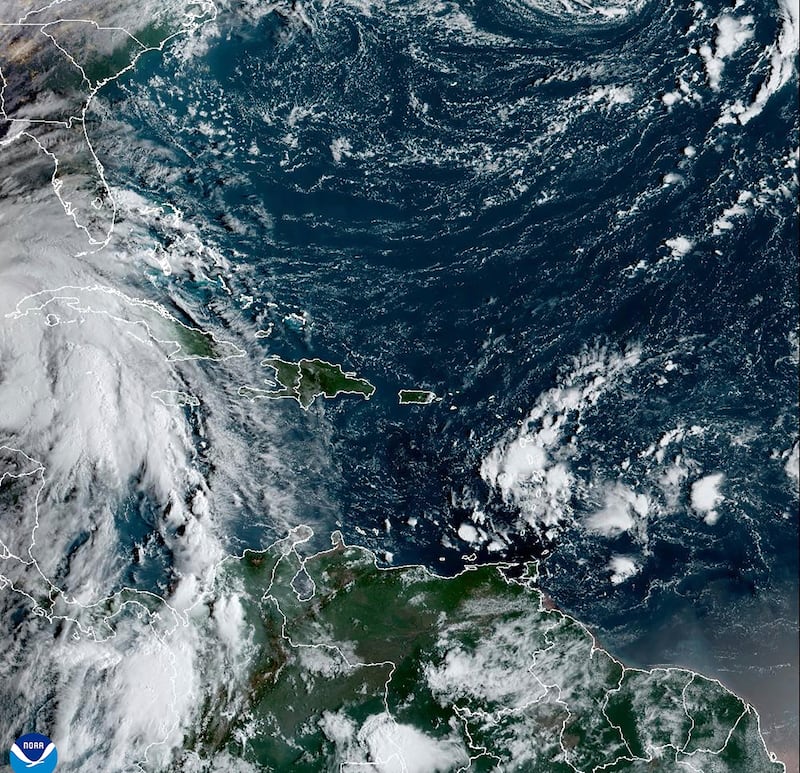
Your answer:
263,528 -> 456,773
238,357 -> 377,411
491,599 -> 784,772
0,442 -> 208,772
451,705 -> 504,772
214,527 -> 409,772
264,532 -> 608,772
0,1 -> 218,251
0,445 -> 186,639
0,452 -> 787,772
518,591 -> 783,773
0,447 -> 45,564
278,530 -> 787,773
5,283 -> 246,361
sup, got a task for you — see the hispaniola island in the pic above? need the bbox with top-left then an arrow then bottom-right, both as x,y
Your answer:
0,0 -> 797,771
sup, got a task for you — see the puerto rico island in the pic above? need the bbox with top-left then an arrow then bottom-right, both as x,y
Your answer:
398,389 -> 439,405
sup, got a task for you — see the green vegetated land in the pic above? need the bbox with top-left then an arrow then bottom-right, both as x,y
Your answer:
190,530 -> 783,772
0,4 -> 212,119
399,389 -> 438,404
0,4 -> 214,241
12,288 -> 240,361
240,357 -> 376,409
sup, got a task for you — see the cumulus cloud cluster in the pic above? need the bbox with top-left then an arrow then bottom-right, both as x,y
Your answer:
0,5 -> 295,768
475,339 -> 793,589
480,344 -> 642,539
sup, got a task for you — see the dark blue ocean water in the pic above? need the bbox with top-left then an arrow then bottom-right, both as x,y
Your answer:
97,0 -> 798,753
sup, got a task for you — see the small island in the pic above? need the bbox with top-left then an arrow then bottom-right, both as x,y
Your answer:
398,389 -> 439,405
240,357 -> 376,409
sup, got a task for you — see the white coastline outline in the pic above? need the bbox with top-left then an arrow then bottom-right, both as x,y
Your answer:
0,0 -> 218,252
5,284 -> 246,362
0,446 -> 788,772
221,526 -> 787,773
238,356 -> 377,411
0,3 -> 792,769
397,389 -> 440,405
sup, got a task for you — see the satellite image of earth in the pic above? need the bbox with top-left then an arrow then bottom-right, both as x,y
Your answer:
0,0 -> 797,771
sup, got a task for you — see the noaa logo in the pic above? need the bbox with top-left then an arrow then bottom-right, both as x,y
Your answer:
9,733 -> 57,772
